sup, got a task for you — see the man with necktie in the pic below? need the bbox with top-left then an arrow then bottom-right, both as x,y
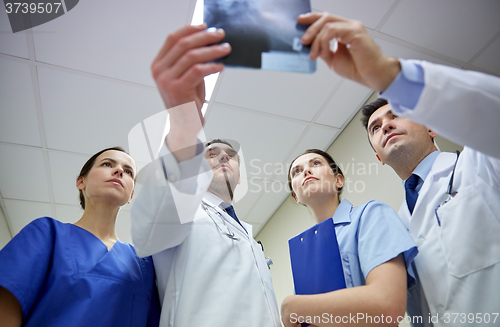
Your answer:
130,24 -> 280,327
291,11 -> 500,326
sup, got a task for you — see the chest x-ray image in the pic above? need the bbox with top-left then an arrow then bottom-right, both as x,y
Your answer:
204,0 -> 316,73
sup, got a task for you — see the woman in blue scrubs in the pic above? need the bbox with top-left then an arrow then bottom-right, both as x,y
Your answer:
0,147 -> 160,327
281,149 -> 417,327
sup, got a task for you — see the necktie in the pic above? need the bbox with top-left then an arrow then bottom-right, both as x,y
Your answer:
405,174 -> 421,214
224,205 -> 247,233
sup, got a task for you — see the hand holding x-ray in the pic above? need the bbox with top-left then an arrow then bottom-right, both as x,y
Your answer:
204,0 -> 316,73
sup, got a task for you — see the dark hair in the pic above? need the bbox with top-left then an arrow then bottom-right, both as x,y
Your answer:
205,138 -> 234,149
288,149 -> 344,203
360,98 -> 388,130
77,146 -> 130,210
360,98 -> 388,151
205,138 -> 240,165
360,98 -> 434,149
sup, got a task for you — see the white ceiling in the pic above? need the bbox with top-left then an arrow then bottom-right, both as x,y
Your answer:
1,0 -> 499,244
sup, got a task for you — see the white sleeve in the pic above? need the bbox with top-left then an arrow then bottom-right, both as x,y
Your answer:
131,141 -> 213,257
399,60 -> 500,159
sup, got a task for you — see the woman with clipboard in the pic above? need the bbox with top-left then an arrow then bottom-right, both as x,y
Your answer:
282,149 -> 417,327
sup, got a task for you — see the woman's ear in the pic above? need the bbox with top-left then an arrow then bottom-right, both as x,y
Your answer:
127,191 -> 134,204
336,174 -> 344,189
76,176 -> 85,191
292,193 -> 300,204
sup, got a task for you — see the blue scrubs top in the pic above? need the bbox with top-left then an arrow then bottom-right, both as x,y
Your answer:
0,217 -> 160,327
334,200 -> 417,289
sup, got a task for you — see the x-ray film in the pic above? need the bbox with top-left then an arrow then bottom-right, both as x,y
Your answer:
204,0 -> 316,73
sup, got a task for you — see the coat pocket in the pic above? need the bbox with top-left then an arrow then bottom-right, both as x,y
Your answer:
438,186 -> 500,278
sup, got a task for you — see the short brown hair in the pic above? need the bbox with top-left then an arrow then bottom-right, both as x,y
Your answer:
77,147 -> 130,209
360,98 -> 388,130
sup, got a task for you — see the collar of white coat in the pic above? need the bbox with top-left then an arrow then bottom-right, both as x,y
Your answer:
204,191 -> 226,208
402,150 -> 440,191
202,192 -> 252,237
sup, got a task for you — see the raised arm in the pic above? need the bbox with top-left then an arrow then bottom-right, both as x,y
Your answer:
299,12 -> 500,159
131,25 -> 231,256
151,24 -> 230,162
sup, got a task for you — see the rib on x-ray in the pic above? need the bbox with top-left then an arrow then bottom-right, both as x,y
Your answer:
204,0 -> 316,73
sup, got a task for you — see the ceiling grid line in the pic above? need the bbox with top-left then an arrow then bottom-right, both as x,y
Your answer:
30,63 -> 58,215
464,30 -> 500,68
203,70 -> 226,120
373,0 -> 402,32
0,53 -> 160,91
308,78 -> 345,124
0,194 -> 14,238
209,100 -> 339,130
368,30 -> 472,69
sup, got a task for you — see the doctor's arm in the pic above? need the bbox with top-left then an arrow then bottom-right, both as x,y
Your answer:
0,287 -> 22,327
281,254 -> 407,327
131,24 -> 230,257
298,12 -> 500,159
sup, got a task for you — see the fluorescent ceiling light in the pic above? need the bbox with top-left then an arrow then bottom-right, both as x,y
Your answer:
191,0 -> 219,107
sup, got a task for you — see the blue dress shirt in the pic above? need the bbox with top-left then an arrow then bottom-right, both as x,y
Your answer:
381,59 -> 425,113
403,150 -> 440,194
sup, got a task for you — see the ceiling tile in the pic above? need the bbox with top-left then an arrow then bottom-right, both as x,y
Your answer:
4,199 -> 53,235
48,151 -> 89,205
37,67 -> 165,154
472,37 -> 500,77
381,0 -> 500,62
0,58 -> 41,146
312,0 -> 396,29
316,79 -> 372,128
245,183 -> 289,224
0,9 -> 29,58
0,145 -> 50,202
374,38 -> 460,67
0,208 -> 11,249
204,104 -> 308,182
275,125 -> 340,183
32,0 -> 194,86
233,178 -> 263,221
214,60 -> 341,122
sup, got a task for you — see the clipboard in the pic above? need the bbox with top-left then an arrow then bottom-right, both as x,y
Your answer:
289,218 -> 346,295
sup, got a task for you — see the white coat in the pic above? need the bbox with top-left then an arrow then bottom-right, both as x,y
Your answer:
131,152 -> 281,327
395,61 -> 500,327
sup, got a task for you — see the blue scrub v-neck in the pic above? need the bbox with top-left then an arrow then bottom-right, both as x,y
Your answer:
0,217 -> 160,327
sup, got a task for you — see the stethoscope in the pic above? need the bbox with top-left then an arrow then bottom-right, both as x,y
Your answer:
435,150 -> 460,226
201,200 -> 275,269
201,200 -> 241,241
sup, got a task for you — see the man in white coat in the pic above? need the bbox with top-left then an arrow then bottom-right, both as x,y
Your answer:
296,11 -> 500,327
131,25 -> 280,326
